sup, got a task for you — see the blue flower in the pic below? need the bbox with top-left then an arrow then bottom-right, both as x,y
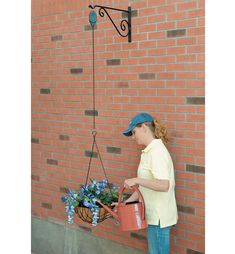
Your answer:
83,199 -> 93,208
61,196 -> 67,202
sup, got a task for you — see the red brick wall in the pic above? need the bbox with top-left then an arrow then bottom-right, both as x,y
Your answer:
32,0 -> 205,253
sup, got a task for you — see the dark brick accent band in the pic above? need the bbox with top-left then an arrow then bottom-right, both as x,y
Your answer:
60,187 -> 69,194
31,138 -> 39,144
85,151 -> 98,158
51,35 -> 63,41
139,73 -> 155,80
130,232 -> 147,240
107,146 -> 121,154
85,110 -> 98,116
106,59 -> 121,66
41,202 -> 52,209
84,24 -> 97,31
70,68 -> 83,74
116,82 -> 129,88
32,175 -> 40,181
167,29 -> 186,38
59,134 -> 70,141
79,225 -> 92,232
187,97 -> 205,105
122,9 -> 138,18
177,205 -> 195,215
186,164 -> 205,174
40,88 -> 50,94
187,249 -> 204,254
47,158 -> 58,165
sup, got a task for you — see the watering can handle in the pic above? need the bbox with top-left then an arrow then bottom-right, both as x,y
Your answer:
118,185 -> 146,221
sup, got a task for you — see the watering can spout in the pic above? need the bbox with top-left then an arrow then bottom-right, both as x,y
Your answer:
96,200 -> 119,220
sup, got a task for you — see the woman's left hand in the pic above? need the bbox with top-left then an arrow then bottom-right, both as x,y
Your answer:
124,178 -> 138,188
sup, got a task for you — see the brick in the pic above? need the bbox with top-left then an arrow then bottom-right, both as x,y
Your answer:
47,159 -> 58,165
139,73 -> 155,80
157,39 -> 176,47
130,232 -> 147,240
178,2 -> 197,11
188,27 -> 205,36
177,19 -> 197,28
158,5 -> 176,13
186,164 -> 205,174
84,24 -> 97,31
139,24 -> 156,33
60,187 -> 69,193
158,21 -> 176,31
85,151 -> 98,158
187,9 -> 205,19
41,202 -> 52,209
187,248 -> 204,254
32,175 -> 40,181
140,7 -> 156,16
59,134 -> 69,141
178,205 -> 195,215
167,11 -> 187,20
116,82 -> 129,88
31,138 -> 39,144
106,59 -> 120,66
40,88 -> 50,94
107,147 -> 121,154
187,97 -> 205,105
122,9 -> 138,18
51,35 -> 63,41
70,68 -> 83,74
157,55 -> 175,63
130,49 -> 148,58
158,72 -> 175,80
84,110 -> 98,116
167,29 -> 186,37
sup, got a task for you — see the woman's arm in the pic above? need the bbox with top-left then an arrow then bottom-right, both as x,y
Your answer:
124,177 -> 169,192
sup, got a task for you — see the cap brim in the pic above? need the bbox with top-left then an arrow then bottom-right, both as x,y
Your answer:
122,127 -> 133,136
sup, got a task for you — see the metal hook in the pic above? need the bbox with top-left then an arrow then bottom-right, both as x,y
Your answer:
92,130 -> 97,137
88,5 -> 132,42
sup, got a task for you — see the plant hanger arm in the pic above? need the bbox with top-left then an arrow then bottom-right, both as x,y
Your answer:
89,5 -> 132,42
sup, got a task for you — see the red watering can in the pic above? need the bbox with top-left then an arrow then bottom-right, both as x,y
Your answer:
97,185 -> 147,231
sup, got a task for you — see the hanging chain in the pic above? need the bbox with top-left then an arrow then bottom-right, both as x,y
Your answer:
85,132 -> 96,185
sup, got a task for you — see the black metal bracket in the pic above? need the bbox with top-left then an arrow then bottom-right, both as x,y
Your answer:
88,5 -> 132,43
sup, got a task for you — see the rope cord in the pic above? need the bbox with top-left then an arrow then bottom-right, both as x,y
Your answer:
84,13 -> 112,195
92,27 -> 95,130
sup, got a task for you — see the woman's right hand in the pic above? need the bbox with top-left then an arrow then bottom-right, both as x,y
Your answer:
111,202 -> 118,206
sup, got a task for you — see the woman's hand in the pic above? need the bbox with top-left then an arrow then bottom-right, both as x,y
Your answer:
124,178 -> 139,188
111,202 -> 118,206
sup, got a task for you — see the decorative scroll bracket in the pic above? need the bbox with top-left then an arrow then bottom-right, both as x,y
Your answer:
88,5 -> 132,43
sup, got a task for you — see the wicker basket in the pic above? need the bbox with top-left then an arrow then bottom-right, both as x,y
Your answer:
74,205 -> 112,224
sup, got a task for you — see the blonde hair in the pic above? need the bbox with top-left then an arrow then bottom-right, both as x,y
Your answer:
137,119 -> 170,144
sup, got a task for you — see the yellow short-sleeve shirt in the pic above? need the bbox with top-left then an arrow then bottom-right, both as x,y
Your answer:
138,139 -> 178,228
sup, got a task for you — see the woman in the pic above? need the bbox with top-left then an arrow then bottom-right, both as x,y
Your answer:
122,112 -> 178,254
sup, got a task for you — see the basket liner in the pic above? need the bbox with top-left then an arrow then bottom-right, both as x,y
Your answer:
74,205 -> 113,224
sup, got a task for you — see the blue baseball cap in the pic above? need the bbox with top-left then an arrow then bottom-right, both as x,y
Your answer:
122,112 -> 153,136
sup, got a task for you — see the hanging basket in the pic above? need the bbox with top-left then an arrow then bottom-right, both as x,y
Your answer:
74,205 -> 113,224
